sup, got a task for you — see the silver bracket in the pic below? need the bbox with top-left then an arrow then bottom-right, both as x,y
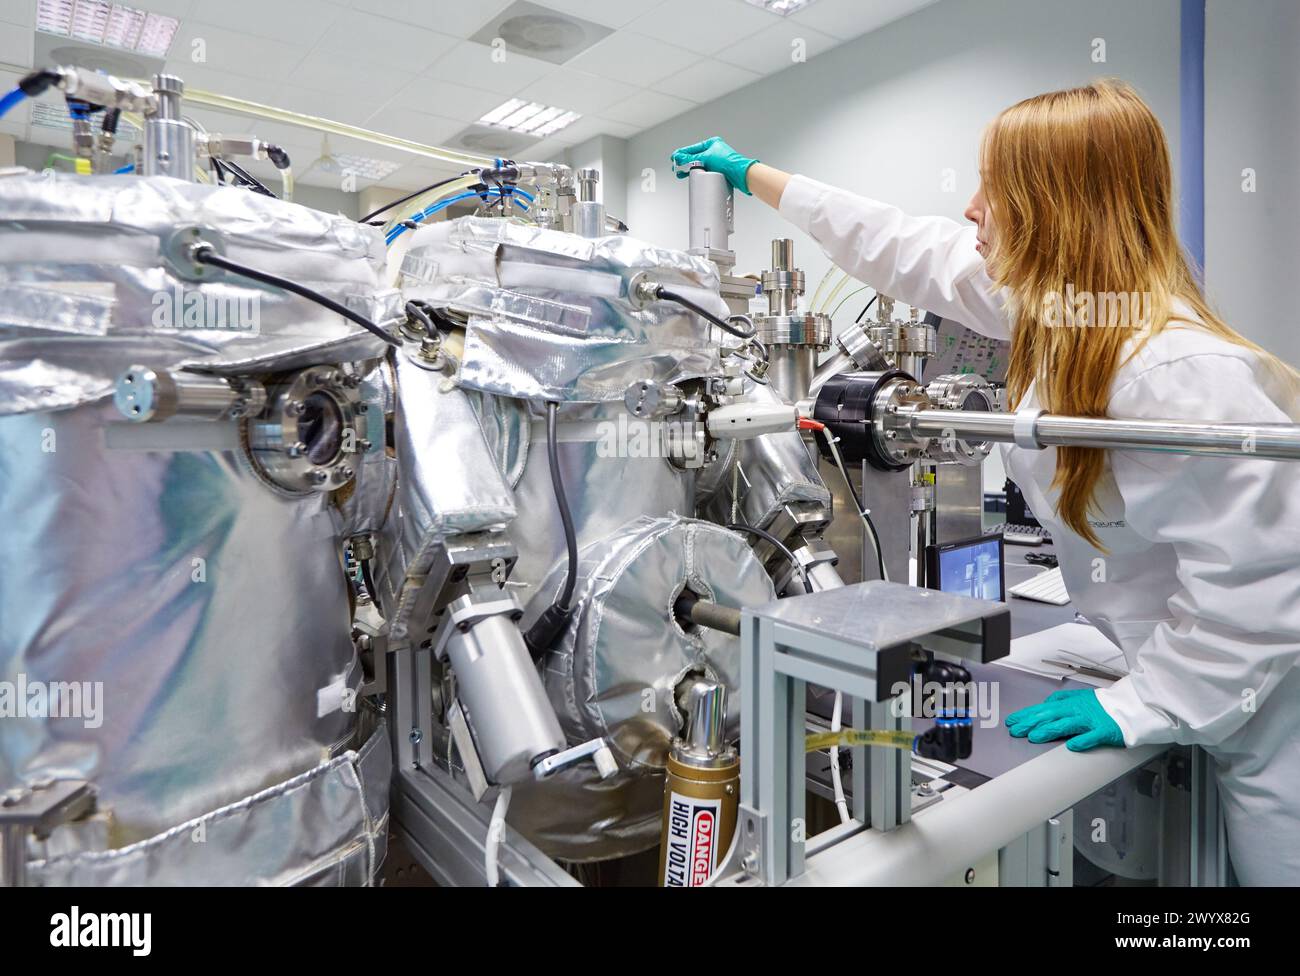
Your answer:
447,699 -> 491,801
161,225 -> 224,282
737,804 -> 769,882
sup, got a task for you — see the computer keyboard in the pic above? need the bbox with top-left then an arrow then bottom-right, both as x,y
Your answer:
1008,566 -> 1071,605
987,522 -> 1053,546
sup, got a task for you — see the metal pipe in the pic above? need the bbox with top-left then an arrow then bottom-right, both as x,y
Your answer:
904,409 -> 1300,461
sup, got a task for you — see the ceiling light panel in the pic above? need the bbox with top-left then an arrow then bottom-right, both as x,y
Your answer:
37,1 -> 180,58
478,99 -> 581,137
743,0 -> 820,15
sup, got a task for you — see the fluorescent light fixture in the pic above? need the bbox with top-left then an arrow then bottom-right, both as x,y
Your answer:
333,153 -> 403,182
478,99 -> 581,138
743,0 -> 819,15
37,1 -> 180,58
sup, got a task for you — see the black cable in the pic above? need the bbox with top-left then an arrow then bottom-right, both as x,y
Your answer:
854,293 -> 879,325
547,401 -> 578,610
825,442 -> 888,581
192,246 -> 401,348
214,156 -> 275,197
404,300 -> 440,341
358,174 -> 468,224
654,286 -> 757,340
725,523 -> 814,594
523,401 -> 579,660
360,558 -> 383,616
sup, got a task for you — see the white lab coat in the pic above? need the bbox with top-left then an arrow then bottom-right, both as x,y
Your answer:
780,175 -> 1300,884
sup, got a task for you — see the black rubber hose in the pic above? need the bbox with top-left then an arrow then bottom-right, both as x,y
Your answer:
358,174 -> 468,224
192,246 -> 401,348
654,286 -> 757,340
523,401 -> 579,660
547,401 -> 578,610
725,522 -> 814,594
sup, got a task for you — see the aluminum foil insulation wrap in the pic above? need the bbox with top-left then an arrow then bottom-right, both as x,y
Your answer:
0,171 -> 395,885
0,168 -> 401,416
378,354 -> 517,649
698,378 -> 832,529
399,216 -> 723,402
509,515 -> 776,861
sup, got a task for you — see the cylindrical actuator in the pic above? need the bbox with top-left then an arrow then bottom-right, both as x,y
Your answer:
441,595 -> 567,785
659,681 -> 740,887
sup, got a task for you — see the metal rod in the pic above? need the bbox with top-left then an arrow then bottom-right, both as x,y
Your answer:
904,409 -> 1300,461
674,594 -> 742,637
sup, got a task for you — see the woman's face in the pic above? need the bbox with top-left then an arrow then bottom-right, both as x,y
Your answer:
965,179 -> 994,260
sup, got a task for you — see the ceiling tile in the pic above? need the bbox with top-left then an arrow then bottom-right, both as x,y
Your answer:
186,0 -> 345,48
315,9 -> 459,73
565,31 -> 700,88
586,117 -> 642,140
364,105 -> 466,146
789,0 -> 939,41
531,0 -> 668,30
652,58 -> 761,103
386,77 -> 507,125
0,20 -> 33,67
627,0 -> 773,56
349,0 -> 513,39
170,22 -> 308,83
516,67 -> 637,116
602,89 -> 695,129
715,19 -> 837,74
0,3 -> 36,28
288,48 -> 416,100
424,41 -> 552,94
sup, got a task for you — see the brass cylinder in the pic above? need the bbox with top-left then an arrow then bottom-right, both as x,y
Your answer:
658,746 -> 739,887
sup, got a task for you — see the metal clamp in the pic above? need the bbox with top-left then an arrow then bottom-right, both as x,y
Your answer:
431,592 -> 524,662
1013,407 -> 1046,449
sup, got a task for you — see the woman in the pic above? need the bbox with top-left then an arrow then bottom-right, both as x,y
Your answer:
673,80 -> 1300,885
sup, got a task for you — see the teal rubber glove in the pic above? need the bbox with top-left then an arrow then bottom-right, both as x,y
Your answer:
671,137 -> 758,195
1005,688 -> 1124,752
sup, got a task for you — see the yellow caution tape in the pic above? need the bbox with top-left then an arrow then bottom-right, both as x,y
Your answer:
805,729 -> 916,752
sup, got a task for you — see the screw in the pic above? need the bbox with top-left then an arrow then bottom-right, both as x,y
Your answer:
287,441 -> 307,458
409,728 -> 423,746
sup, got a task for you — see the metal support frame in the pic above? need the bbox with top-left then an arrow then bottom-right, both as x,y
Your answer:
738,580 -> 1009,885
386,628 -> 577,886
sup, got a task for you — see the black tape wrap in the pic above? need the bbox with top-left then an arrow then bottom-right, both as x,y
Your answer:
812,368 -> 914,472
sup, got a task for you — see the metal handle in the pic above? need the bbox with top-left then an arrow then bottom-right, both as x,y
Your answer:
901,408 -> 1300,461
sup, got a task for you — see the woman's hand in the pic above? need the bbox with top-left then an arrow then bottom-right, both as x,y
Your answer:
1005,688 -> 1125,752
671,137 -> 758,195
670,138 -> 791,209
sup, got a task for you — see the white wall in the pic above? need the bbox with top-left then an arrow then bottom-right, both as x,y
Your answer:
1205,0 -> 1300,366
622,0 -> 1183,497
625,0 -> 1182,304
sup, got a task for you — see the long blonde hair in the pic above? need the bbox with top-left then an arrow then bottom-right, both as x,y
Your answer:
981,79 -> 1296,548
